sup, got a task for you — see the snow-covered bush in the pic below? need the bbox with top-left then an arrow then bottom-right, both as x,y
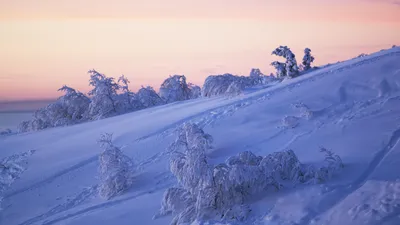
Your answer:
249,68 -> 263,80
292,102 -> 313,119
0,150 -> 35,210
0,129 -> 12,136
248,69 -> 278,86
87,70 -> 120,119
201,74 -> 251,97
271,61 -> 287,78
281,116 -> 299,128
136,86 -> 165,108
18,121 -> 31,133
201,71 -> 276,97
302,48 -> 315,71
272,46 -> 299,78
159,75 -> 192,103
225,81 -> 244,96
157,125 -> 344,224
57,85 -> 91,120
18,85 -> 90,132
97,133 -> 135,200
116,75 -> 143,112
188,83 -> 201,99
260,74 -> 278,85
157,187 -> 195,218
302,147 -> 344,184
356,53 -> 368,58
259,150 -> 303,183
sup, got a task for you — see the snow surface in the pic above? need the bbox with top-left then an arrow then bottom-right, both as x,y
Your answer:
1,47 -> 400,225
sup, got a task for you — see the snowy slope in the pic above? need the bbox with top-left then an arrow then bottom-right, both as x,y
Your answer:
1,47 -> 400,225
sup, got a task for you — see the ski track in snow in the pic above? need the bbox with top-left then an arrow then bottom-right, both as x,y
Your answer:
299,127 -> 400,225
6,49 -> 400,225
17,174 -> 175,225
23,183 -> 172,225
5,156 -> 99,198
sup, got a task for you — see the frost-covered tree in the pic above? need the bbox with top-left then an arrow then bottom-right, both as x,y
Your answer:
87,70 -> 120,119
159,75 -> 192,103
57,85 -> 90,121
249,68 -> 263,79
116,75 -> 143,112
302,48 -> 315,71
18,85 -> 90,132
97,133 -> 135,200
249,68 -> 278,85
157,123 -> 215,224
272,46 -> 299,78
271,61 -> 287,78
188,83 -> 201,99
136,86 -> 165,108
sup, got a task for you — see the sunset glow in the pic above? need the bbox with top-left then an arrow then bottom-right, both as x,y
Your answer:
0,0 -> 399,101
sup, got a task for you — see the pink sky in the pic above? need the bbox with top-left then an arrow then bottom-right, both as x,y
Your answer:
0,0 -> 399,101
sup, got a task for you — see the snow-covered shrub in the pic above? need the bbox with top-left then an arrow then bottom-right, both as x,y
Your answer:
116,75 -> 143,112
272,46 -> 299,78
302,48 -> 315,71
159,134 -> 344,225
136,86 -> 165,108
281,116 -> 299,128
18,121 -> 30,133
259,150 -> 303,183
0,150 -> 34,194
57,85 -> 90,121
249,68 -> 263,80
159,124 -> 216,224
271,61 -> 287,78
159,75 -> 192,103
201,74 -> 251,97
305,147 -> 344,184
356,53 -> 368,58
188,83 -> 201,99
169,124 -> 214,193
249,68 -> 278,85
169,123 -> 214,153
0,129 -> 12,136
392,45 -> 397,48
87,70 -> 120,119
202,71 -> 276,97
0,150 -> 35,210
18,85 -> 90,132
97,133 -> 135,200
157,187 -> 195,218
260,74 -> 278,85
292,102 -> 313,119
225,81 -> 244,96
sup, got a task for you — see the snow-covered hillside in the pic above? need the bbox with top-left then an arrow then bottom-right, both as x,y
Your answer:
1,47 -> 400,225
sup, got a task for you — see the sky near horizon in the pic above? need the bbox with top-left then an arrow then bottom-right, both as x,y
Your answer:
0,0 -> 399,101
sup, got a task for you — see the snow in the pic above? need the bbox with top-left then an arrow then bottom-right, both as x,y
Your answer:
1,47 -> 400,225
